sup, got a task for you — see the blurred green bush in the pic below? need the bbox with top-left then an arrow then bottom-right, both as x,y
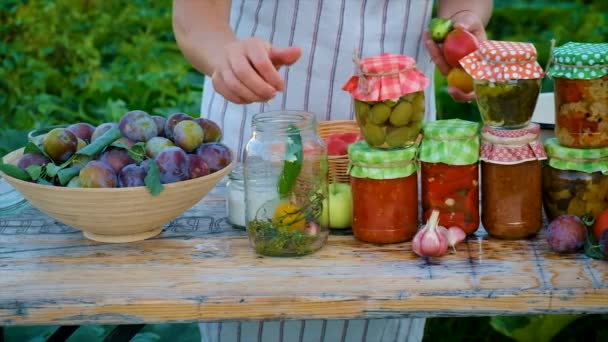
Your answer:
0,0 -> 202,155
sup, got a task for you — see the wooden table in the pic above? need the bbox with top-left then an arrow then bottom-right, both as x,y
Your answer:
1,181 -> 607,332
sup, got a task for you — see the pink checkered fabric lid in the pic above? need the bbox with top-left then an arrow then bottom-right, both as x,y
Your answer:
460,40 -> 544,82
342,53 -> 429,101
480,123 -> 547,164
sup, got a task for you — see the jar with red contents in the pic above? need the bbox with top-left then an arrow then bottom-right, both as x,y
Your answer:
419,119 -> 481,234
347,141 -> 418,244
480,124 -> 547,239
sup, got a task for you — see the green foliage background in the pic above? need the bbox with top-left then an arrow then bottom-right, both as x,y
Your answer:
1,0 -> 608,341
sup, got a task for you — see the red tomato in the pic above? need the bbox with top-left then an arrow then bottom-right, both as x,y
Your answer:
324,133 -> 363,156
592,209 -> 608,241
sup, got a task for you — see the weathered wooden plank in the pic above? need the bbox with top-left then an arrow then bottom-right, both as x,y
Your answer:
1,183 -> 607,326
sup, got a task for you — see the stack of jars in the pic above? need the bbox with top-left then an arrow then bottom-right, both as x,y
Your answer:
542,42 -> 608,221
460,40 -> 548,239
342,53 -> 429,244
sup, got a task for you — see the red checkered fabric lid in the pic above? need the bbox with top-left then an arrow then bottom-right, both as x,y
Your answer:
342,53 -> 429,101
460,40 -> 544,82
480,123 -> 547,164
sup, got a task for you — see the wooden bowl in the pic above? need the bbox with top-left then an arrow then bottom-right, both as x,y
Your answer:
1,148 -> 236,243
317,120 -> 361,184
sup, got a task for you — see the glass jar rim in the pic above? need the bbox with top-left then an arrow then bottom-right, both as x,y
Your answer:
251,110 -> 316,133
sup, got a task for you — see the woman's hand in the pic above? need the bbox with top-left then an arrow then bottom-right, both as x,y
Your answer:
425,11 -> 487,102
211,37 -> 302,104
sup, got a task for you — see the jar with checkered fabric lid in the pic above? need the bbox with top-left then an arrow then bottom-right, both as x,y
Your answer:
480,123 -> 547,239
342,53 -> 430,149
460,40 -> 544,129
419,119 -> 481,235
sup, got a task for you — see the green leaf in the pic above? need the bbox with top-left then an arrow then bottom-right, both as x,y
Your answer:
584,228 -> 604,260
127,142 -> 146,163
144,159 -> 164,196
23,141 -> 45,155
491,315 -> 583,342
36,178 -> 54,186
76,127 -> 123,157
25,165 -> 43,180
45,163 -> 61,178
57,166 -> 81,186
277,124 -> 303,197
0,163 -> 31,181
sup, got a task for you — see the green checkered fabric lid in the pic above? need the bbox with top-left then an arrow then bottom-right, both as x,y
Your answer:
419,119 -> 480,165
348,141 -> 418,180
547,42 -> 608,80
544,138 -> 608,175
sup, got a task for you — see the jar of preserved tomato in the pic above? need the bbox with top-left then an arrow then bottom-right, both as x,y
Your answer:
542,138 -> 608,221
243,111 -> 329,257
460,40 -> 544,129
480,124 -> 547,239
419,119 -> 480,234
347,141 -> 418,243
547,42 -> 608,148
342,53 -> 430,149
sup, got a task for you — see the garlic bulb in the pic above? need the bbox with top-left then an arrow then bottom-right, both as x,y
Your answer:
412,210 -> 448,257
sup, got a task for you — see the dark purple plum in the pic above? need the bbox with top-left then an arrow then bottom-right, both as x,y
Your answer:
145,137 -> 174,158
118,164 -> 147,187
195,143 -> 232,173
17,153 -> 50,170
91,123 -> 118,142
164,113 -> 193,141
119,110 -> 158,142
79,161 -> 117,188
112,137 -> 136,148
188,154 -> 210,179
139,159 -> 151,172
546,215 -> 586,253
66,123 -> 96,142
155,146 -> 190,184
100,148 -> 135,174
195,118 -> 223,143
174,120 -> 204,152
42,128 -> 78,163
152,116 -> 167,137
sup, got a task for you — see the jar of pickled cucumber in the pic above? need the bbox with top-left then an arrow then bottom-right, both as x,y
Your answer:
419,119 -> 481,235
342,53 -> 430,149
480,124 -> 547,239
460,40 -> 544,129
542,138 -> 608,221
546,42 -> 608,148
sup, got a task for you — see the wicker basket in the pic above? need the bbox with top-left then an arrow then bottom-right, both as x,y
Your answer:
317,120 -> 361,184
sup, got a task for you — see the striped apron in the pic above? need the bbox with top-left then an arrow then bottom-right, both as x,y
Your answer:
201,0 -> 433,341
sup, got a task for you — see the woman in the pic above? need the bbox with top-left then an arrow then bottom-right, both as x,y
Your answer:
173,1 -> 492,340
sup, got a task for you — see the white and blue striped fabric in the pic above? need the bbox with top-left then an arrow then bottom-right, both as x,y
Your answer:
200,0 -> 434,341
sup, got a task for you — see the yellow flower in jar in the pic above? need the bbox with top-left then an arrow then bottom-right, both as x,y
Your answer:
272,202 -> 306,230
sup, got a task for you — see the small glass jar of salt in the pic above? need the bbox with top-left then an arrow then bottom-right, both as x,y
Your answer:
226,165 -> 246,229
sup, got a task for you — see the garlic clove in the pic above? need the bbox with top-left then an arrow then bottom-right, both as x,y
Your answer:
445,226 -> 467,252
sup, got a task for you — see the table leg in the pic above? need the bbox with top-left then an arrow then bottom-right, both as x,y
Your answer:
47,326 -> 79,342
1,326 -> 4,342
102,324 -> 145,342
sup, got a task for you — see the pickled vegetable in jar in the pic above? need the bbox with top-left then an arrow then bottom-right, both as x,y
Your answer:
347,141 -> 418,244
547,42 -> 608,148
542,138 -> 608,221
342,53 -> 430,149
480,124 -> 547,239
243,111 -> 329,257
419,119 -> 480,234
460,40 -> 544,129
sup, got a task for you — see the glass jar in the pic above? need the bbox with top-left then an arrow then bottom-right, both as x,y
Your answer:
243,111 -> 329,257
419,119 -> 480,234
353,91 -> 424,149
226,165 -> 246,229
343,53 -> 430,149
348,141 -> 418,244
547,42 -> 608,148
480,124 -> 547,239
542,138 -> 608,221
460,40 -> 544,129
